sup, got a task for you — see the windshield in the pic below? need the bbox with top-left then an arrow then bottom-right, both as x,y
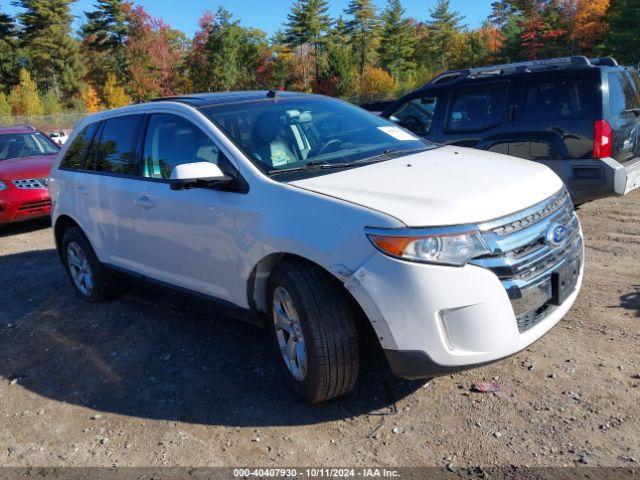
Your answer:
200,96 -> 435,174
0,132 -> 59,161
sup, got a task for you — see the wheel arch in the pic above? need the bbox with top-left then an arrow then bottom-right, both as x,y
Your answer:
246,252 -> 381,348
54,214 -> 82,253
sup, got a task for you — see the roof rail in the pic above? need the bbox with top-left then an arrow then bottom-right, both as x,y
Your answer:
10,124 -> 36,131
589,57 -> 618,67
429,71 -> 468,85
469,56 -> 590,76
425,56 -> 594,87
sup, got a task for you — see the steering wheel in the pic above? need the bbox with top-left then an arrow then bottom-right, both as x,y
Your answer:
400,115 -> 424,134
316,139 -> 343,156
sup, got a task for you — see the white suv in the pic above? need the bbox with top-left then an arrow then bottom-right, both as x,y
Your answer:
49,92 -> 584,402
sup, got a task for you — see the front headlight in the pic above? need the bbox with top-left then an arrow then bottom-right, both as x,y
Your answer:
0,180 -> 6,192
366,226 -> 490,266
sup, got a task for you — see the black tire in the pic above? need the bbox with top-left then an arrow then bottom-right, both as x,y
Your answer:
268,260 -> 359,403
60,226 -> 124,302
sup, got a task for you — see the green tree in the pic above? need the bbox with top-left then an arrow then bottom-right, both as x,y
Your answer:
0,91 -> 11,116
424,0 -> 465,70
378,0 -> 415,81
0,10 -> 21,92
320,17 -> 356,97
269,30 -> 295,90
204,8 -> 244,91
605,0 -> 640,64
14,0 -> 85,101
345,0 -> 380,82
9,68 -> 42,115
194,8 -> 270,92
81,0 -> 132,85
41,88 -> 62,114
285,0 -> 331,81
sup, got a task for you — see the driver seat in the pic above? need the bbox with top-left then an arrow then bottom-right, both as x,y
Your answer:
252,112 -> 297,168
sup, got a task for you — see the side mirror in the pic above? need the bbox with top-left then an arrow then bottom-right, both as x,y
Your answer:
169,162 -> 233,191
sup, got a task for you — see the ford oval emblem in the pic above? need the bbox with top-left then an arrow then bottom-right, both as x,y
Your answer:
547,223 -> 568,248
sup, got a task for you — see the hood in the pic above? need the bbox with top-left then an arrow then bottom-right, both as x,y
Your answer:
290,146 -> 564,227
0,155 -> 57,180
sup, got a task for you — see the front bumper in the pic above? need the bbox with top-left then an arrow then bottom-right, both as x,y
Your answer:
0,187 -> 51,224
346,251 -> 583,378
346,189 -> 584,379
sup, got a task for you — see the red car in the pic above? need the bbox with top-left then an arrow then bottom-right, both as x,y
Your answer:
0,125 -> 60,224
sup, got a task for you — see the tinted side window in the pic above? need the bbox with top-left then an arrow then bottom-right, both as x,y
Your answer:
143,114 -> 221,180
447,87 -> 506,132
95,115 -> 143,175
522,76 -> 590,121
608,71 -> 640,116
617,70 -> 640,111
389,97 -> 438,135
60,123 -> 99,170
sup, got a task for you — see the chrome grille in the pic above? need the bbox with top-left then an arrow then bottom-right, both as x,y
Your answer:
470,189 -> 583,333
12,178 -> 48,190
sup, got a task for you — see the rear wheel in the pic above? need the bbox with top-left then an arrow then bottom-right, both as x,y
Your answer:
61,227 -> 124,302
268,260 -> 359,403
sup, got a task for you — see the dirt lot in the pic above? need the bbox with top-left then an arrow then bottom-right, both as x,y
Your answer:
0,191 -> 639,469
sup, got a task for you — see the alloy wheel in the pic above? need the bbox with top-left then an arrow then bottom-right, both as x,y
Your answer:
273,286 -> 307,381
66,241 -> 94,296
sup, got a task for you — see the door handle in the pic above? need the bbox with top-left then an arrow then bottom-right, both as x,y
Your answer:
77,185 -> 88,195
134,195 -> 156,209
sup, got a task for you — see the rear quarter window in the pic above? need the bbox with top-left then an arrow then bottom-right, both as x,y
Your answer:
608,71 -> 640,115
59,122 -> 99,170
94,115 -> 144,175
522,76 -> 591,121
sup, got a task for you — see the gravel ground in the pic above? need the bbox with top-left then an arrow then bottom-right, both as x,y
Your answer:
0,191 -> 638,468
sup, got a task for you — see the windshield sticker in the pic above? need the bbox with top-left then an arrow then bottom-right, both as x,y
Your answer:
378,126 -> 418,141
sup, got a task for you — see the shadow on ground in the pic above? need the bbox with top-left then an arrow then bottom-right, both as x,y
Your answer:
0,249 -> 423,427
0,218 -> 51,238
620,286 -> 640,318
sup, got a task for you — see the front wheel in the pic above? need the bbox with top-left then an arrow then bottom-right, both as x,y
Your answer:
268,260 -> 359,403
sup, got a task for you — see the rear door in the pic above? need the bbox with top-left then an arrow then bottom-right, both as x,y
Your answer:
90,114 -> 147,270
438,81 -> 513,155
508,73 -> 597,162
607,69 -> 640,164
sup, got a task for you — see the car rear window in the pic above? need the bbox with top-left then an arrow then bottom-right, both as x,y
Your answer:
60,122 -> 99,170
94,115 -> 144,175
522,76 -> 590,121
446,85 -> 507,132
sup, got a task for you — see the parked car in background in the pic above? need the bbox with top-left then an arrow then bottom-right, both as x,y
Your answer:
372,57 -> 640,205
0,125 -> 59,225
48,131 -> 69,146
50,91 -> 583,402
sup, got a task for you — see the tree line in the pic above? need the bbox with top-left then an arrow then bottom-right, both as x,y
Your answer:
0,0 -> 637,117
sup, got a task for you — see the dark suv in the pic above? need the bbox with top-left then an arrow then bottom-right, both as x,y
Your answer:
377,57 -> 640,204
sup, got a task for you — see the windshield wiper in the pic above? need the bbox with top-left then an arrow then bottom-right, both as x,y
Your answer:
371,146 -> 428,159
267,161 -> 332,175
267,147 -> 429,175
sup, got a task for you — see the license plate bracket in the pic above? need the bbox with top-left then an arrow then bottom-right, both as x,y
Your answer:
551,258 -> 580,305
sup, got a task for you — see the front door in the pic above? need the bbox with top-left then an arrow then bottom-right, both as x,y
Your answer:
438,81 -> 513,155
131,112 -> 241,302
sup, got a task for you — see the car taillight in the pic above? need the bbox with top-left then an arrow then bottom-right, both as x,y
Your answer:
593,120 -> 612,159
